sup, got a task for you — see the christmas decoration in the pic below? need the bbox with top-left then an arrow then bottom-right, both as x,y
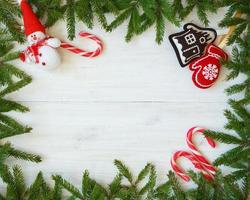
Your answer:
186,127 -> 217,175
189,44 -> 228,89
169,23 -> 217,67
171,150 -> 214,182
60,32 -> 103,58
19,0 -> 61,69
19,0 -> 103,69
0,0 -> 249,199
171,127 -> 217,181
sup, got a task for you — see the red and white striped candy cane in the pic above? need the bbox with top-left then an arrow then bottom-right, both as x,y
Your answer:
186,127 -> 216,175
171,150 -> 214,182
60,32 -> 103,58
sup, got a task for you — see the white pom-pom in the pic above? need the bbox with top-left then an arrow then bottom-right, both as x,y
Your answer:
46,38 -> 61,48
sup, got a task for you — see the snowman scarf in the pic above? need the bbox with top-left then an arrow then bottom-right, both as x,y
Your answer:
20,37 -> 53,64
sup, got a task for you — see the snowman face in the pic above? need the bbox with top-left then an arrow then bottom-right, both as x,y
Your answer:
27,31 -> 46,44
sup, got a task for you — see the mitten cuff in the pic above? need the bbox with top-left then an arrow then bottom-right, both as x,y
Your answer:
207,44 -> 228,60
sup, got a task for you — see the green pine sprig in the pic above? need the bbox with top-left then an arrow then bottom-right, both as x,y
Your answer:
171,0 -> 218,26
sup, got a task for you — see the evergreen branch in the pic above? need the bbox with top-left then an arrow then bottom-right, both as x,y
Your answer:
155,181 -> 172,199
135,163 -> 151,185
75,0 -> 93,29
108,174 -> 122,198
171,0 -> 217,26
91,0 -> 109,30
12,165 -> 25,199
213,145 -> 247,166
52,181 -> 63,200
203,130 -> 243,144
5,146 -> 42,163
140,165 -> 156,197
0,99 -> 29,113
114,159 -> 134,184
81,170 -> 107,199
27,172 -> 52,200
167,171 -> 186,200
65,0 -> 76,40
53,175 -> 84,199
225,169 -> 248,182
0,113 -> 32,138
0,64 -> 32,97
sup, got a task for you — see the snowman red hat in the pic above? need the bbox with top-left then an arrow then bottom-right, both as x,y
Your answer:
20,0 -> 45,36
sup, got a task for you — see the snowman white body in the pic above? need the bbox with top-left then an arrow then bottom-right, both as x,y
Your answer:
24,31 -> 61,69
33,45 -> 61,69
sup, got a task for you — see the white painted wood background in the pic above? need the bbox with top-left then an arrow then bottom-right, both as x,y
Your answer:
4,8 -> 243,189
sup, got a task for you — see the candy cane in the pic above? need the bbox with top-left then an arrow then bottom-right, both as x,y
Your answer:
186,127 -> 216,175
60,32 -> 103,58
171,151 -> 214,182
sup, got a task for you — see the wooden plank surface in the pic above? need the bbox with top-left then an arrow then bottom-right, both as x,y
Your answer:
4,9 -> 240,188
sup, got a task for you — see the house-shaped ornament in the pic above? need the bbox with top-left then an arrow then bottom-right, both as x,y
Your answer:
169,23 -> 217,67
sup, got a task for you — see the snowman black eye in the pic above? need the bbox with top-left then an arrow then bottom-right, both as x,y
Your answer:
31,35 -> 33,38
39,53 -> 42,57
42,62 -> 46,66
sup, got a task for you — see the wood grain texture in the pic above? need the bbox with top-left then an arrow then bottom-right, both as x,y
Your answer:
4,9 -> 242,188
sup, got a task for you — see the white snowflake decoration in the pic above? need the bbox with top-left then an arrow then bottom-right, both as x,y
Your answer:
202,64 -> 219,80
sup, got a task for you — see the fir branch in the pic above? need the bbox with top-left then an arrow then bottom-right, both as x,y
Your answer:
52,181 -> 63,200
219,1 -> 250,45
114,159 -> 133,184
213,145 -> 248,166
225,169 -> 248,182
0,113 -> 31,138
172,0 -> 218,26
108,174 -> 122,198
139,165 -> 156,198
65,0 -> 76,40
12,165 -> 26,199
5,145 -> 42,163
135,163 -> 152,185
0,64 -> 32,97
203,130 -> 243,144
0,99 -> 29,113
167,171 -> 186,200
0,0 -> 24,42
53,175 -> 84,199
155,181 -> 172,199
91,0 -> 109,30
27,172 -> 52,200
75,0 -> 94,29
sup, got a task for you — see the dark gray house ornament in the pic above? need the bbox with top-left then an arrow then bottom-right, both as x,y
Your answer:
169,23 -> 217,67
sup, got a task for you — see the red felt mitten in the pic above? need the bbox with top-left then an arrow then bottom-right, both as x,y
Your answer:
189,44 -> 228,89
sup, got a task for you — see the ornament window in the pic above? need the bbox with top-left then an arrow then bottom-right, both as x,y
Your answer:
185,34 -> 196,45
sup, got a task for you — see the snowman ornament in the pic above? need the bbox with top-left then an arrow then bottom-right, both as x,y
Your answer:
19,0 -> 61,69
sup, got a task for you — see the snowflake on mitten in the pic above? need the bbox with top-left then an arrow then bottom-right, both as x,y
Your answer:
202,64 -> 219,80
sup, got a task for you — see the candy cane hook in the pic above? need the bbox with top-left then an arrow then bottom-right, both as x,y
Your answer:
186,127 -> 216,175
60,32 -> 103,58
171,151 -> 214,182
